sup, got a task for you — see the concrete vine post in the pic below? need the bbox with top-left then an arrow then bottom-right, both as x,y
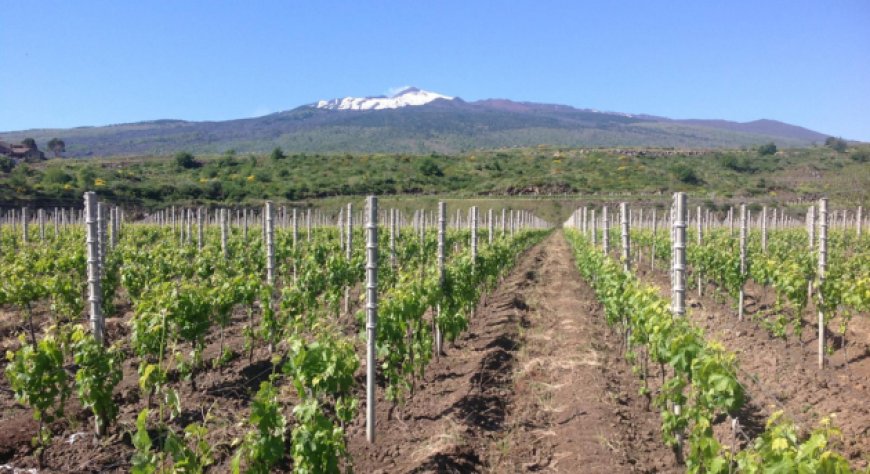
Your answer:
307,208 -> 312,242
728,206 -> 734,236
197,207 -> 204,252
651,208 -> 657,271
817,198 -> 828,370
243,208 -> 249,240
488,208 -> 494,245
21,207 -> 28,243
265,202 -> 275,286
620,202 -> 630,273
38,209 -> 45,241
419,209 -> 425,246
292,208 -> 299,249
291,208 -> 299,281
346,203 -> 353,259
338,208 -> 344,249
365,196 -> 379,444
389,208 -> 397,270
501,208 -> 506,236
697,206 -> 703,296
857,206 -> 863,238
591,209 -> 597,246
97,203 -> 107,275
471,206 -> 478,266
436,202 -> 446,358
602,205 -> 609,255
84,192 -> 104,346
185,209 -> 192,245
637,208 -> 643,264
220,208 -> 228,259
761,206 -> 768,254
738,204 -> 747,321
345,203 -> 353,315
671,192 -> 687,457
110,207 -> 118,249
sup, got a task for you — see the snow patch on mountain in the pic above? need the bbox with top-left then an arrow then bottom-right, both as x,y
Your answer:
314,87 -> 454,110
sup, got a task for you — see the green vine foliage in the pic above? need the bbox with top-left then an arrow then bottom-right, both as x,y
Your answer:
71,326 -> 123,436
232,380 -> 288,474
5,332 -> 70,457
290,398 -> 348,474
131,408 -> 214,474
565,228 -> 858,472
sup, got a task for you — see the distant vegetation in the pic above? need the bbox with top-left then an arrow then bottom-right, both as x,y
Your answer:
1,146 -> 867,210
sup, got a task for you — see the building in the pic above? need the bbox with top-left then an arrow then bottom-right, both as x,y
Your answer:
0,140 -> 45,161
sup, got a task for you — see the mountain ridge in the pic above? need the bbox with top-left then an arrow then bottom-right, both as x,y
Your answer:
0,89 -> 833,156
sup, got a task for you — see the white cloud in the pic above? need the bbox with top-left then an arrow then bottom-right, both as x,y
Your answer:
386,85 -> 413,97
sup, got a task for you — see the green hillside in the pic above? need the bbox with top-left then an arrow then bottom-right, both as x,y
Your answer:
2,146 -> 867,222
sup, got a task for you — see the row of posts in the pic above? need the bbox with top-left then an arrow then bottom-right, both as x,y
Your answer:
135,197 -> 545,445
565,194 -> 840,385
565,204 -> 863,239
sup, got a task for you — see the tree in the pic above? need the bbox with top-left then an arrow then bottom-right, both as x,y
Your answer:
0,156 -> 15,173
47,138 -> 66,158
824,137 -> 847,153
270,147 -> 286,161
758,142 -> 777,156
670,164 -> 702,185
21,138 -> 37,149
174,151 -> 198,169
419,158 -> 444,177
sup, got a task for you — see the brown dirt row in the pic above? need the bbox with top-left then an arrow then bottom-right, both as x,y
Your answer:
346,231 -> 680,472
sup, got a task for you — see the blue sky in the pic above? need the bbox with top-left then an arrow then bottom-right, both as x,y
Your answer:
2,1 -> 868,140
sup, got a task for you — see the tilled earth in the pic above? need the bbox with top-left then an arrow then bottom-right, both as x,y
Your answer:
346,231 -> 680,473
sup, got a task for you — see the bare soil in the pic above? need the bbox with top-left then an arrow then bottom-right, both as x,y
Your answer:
345,231 -> 680,473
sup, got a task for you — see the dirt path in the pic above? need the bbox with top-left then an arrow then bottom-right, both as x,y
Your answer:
347,231 -> 679,473
488,232 -> 678,473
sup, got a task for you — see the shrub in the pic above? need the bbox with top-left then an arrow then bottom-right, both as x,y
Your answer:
850,148 -> 869,163
758,142 -> 777,156
671,164 -> 703,185
419,158 -> 444,177
825,137 -> 848,153
42,167 -> 73,185
174,152 -> 199,169
0,156 -> 15,173
270,147 -> 286,161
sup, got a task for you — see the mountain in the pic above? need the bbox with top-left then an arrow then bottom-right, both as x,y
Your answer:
0,88 -> 832,156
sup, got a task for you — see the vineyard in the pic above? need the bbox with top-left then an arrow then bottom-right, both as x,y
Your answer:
1,194 -> 868,472
0,197 -> 549,472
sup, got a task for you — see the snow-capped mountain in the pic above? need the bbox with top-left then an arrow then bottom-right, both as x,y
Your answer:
0,88 -> 831,156
314,87 -> 454,111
